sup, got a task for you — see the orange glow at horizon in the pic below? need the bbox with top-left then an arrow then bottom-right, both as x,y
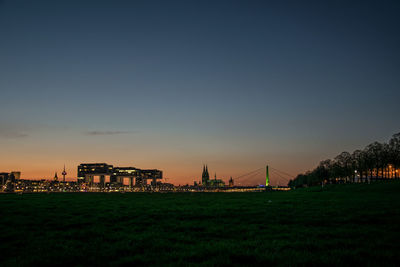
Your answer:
0,131 -> 334,186
0,159 -> 310,186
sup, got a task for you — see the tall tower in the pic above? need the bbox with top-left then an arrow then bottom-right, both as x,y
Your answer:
62,164 -> 67,182
202,165 -> 210,186
266,165 -> 270,186
201,165 -> 205,184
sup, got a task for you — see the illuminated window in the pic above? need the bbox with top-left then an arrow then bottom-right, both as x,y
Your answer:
93,176 -> 100,183
123,177 -> 131,185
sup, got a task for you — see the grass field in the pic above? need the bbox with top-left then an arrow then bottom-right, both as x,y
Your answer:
1,182 -> 400,266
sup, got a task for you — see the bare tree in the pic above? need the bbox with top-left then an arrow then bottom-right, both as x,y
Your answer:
389,133 -> 400,178
288,132 -> 400,187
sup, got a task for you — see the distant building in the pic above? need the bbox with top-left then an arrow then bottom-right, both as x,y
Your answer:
0,172 -> 19,188
202,165 -> 210,185
77,163 -> 113,184
209,173 -> 225,187
0,172 -> 10,186
141,169 -> 163,186
113,166 -> 141,185
201,166 -> 225,187
77,163 -> 162,186
229,177 -> 234,187
54,172 -> 58,181
11,171 -> 21,180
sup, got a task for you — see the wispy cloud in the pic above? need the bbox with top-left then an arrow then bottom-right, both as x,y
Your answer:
84,130 -> 135,136
0,130 -> 28,139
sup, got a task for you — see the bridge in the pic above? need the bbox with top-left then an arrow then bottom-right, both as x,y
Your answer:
230,165 -> 294,188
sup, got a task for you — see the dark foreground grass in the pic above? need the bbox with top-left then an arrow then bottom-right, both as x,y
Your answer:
1,182 -> 400,266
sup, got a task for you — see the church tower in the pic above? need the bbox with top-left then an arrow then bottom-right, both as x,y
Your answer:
229,177 -> 234,187
54,172 -> 58,181
202,165 -> 210,186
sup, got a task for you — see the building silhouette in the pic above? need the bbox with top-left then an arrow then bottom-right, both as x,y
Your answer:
201,165 -> 225,187
77,163 -> 162,187
0,172 -> 17,192
0,173 -> 11,186
11,171 -> 20,180
229,177 -> 234,187
202,165 -> 210,185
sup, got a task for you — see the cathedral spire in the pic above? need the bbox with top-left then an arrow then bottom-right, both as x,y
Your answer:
202,164 -> 210,185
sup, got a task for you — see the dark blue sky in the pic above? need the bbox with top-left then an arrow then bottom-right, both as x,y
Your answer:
0,0 -> 399,184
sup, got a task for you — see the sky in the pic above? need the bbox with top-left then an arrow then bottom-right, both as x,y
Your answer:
0,0 -> 399,185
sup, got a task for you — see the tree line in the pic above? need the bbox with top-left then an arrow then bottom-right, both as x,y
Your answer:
288,132 -> 400,188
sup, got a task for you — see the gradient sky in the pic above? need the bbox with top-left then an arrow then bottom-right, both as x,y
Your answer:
1,0 -> 399,185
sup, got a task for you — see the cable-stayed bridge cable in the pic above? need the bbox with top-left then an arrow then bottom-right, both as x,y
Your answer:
234,168 -> 263,180
269,166 -> 294,178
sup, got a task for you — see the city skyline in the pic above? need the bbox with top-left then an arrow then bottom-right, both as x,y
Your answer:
1,0 -> 399,185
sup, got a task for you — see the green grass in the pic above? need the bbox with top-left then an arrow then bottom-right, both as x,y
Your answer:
1,181 -> 400,266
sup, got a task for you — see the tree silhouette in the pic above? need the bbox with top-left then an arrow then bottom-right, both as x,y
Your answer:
289,132 -> 400,187
389,133 -> 400,178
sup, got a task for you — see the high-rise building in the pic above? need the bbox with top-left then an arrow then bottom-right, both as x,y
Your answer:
11,171 -> 21,180
77,163 -> 113,183
0,172 -> 20,186
77,163 -> 162,186
0,173 -> 10,185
